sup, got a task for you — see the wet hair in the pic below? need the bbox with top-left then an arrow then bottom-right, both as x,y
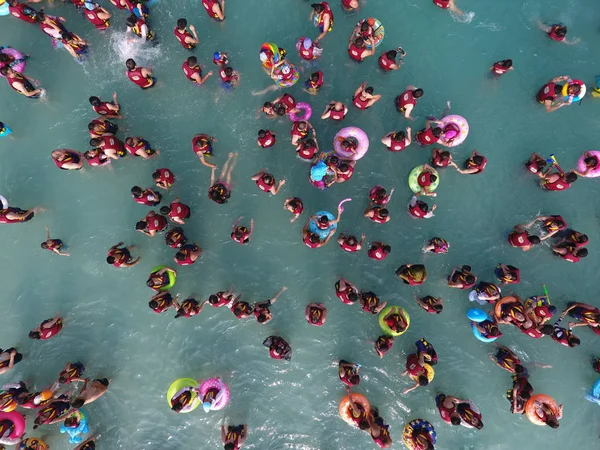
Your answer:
328,155 -> 340,165
319,215 -> 329,224
386,50 -> 397,60
224,67 -> 234,76
433,303 -> 443,313
36,11 -> 46,20
70,398 -> 84,409
187,56 -> 198,66
126,58 -> 136,70
0,67 -> 9,76
419,202 -> 429,213
126,15 -> 137,27
288,198 -> 300,208
364,86 -> 374,94
358,420 -> 370,430
208,294 -> 219,305
262,174 -> 274,185
131,186 -> 143,197
151,170 -> 162,181
176,18 -> 187,29
575,248 -> 588,257
521,390 -> 531,400
257,313 -> 268,323
546,416 -> 560,428
432,127 -> 442,138
514,364 -> 525,374
348,292 -> 358,302
418,375 -> 429,386
305,139 -> 316,147
565,172 -> 578,183
465,274 -> 475,285
135,221 -> 147,230
148,300 -> 158,309
309,233 -> 320,244
393,131 -> 406,141
146,279 -> 156,287
29,331 -> 41,339
430,174 -> 438,183
88,96 -> 101,106
311,3 -> 325,13
473,155 -> 485,165
263,101 -> 273,109
553,84 -> 563,94
450,415 -> 461,426
338,163 -> 350,172
354,37 -> 365,48
346,236 -> 357,245
258,129 -> 266,138
125,137 -> 134,146
84,149 -> 97,158
40,242 -> 48,249
310,72 -> 319,82
89,138 -> 101,147
175,251 -> 186,261
413,88 -> 424,98
489,327 -> 500,337
502,59 -> 513,68
0,54 -> 9,63
584,156 -> 598,167
379,208 -> 389,217
224,444 -> 235,450
106,256 -> 116,264
555,26 -> 567,37
529,235 -> 541,245
64,417 -> 78,428
159,206 -> 171,215
274,104 -> 287,116
568,335 -> 580,346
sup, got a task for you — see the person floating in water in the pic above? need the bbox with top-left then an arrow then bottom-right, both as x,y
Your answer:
538,22 -> 579,45
41,226 -> 70,256
221,424 -> 247,450
125,58 -> 155,89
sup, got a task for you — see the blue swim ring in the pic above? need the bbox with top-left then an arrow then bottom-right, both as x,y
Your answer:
60,409 -> 89,444
0,125 -> 11,137
470,322 -> 497,343
0,2 -> 9,16
467,308 -> 488,323
308,211 -> 337,240
585,379 -> 600,405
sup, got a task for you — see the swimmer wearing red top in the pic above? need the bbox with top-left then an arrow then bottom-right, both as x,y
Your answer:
574,151 -> 600,177
182,56 -> 213,85
321,101 -> 348,121
552,240 -> 588,263
41,226 -> 70,256
415,121 -> 442,146
29,314 -> 63,340
415,163 -> 438,197
402,352 -> 431,394
353,82 -> 381,109
125,58 -> 154,89
335,161 -> 355,183
219,66 -> 239,88
231,216 -> 254,245
160,198 -> 191,225
495,263 -> 520,285
291,120 -> 315,146
257,129 -> 276,148
131,186 -> 161,207
395,264 -> 427,285
221,423 -> 247,450
174,298 -> 206,319
304,71 -> 323,95
341,0 -> 359,11
381,128 -> 412,152
88,92 -> 121,119
335,278 -> 359,305
490,59 -> 514,76
538,165 -> 577,191
149,292 -> 179,314
374,336 -> 394,358
136,211 -> 167,236
431,148 -> 453,168
364,204 -> 391,224
369,185 -> 394,206
153,168 -> 175,189
192,133 -> 217,168
125,136 -> 159,159
106,242 -> 140,268
88,117 -> 118,138
378,47 -> 405,72
396,86 -> 423,120
408,196 -> 436,219
91,136 -> 126,160
507,225 -> 540,252
337,233 -> 365,253
448,265 -> 477,290
201,0 -> 225,21
296,138 -> 319,161
416,295 -> 443,314
367,242 -> 391,261
310,2 -> 334,42
174,243 -> 202,266
423,237 -> 449,254
538,22 -> 579,45
450,150 -> 487,174
348,36 -> 375,62
303,225 -> 335,249
360,291 -> 387,314
305,302 -> 327,326
283,197 -> 304,223
251,169 -> 286,195
338,360 -> 360,386
536,75 -> 572,112
272,93 -> 299,116
213,51 -> 228,67
525,152 -> 547,175
432,0 -> 463,15
254,287 -> 287,324
174,18 -> 199,49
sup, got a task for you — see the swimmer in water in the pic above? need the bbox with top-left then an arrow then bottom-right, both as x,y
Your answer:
160,198 -> 191,225
146,266 -> 176,291
126,136 -> 159,159
338,360 -> 360,386
131,186 -> 161,207
310,2 -> 334,43
560,302 -> 600,333
374,336 -> 394,358
341,0 -> 360,11
367,242 -> 391,261
432,0 -> 463,15
263,335 -> 292,361
0,349 -> 23,375
353,82 -> 381,110
449,150 -> 487,174
283,197 -> 304,223
208,153 -> 238,204
381,128 -> 412,152
495,263 -> 520,284
59,30 -> 88,61
574,151 -> 600,177
536,75 -> 572,112
490,59 -> 514,76
29,314 -> 63,340
231,216 -> 254,245
126,14 -> 154,42
175,298 -> 206,319
448,265 -> 476,289
337,233 -> 365,253
416,295 -> 443,314
291,120 -> 315,146
395,86 -> 423,120
89,92 -> 121,119
305,302 -> 327,326
254,287 -> 287,324
360,291 -> 387,314
201,0 -> 225,21
321,101 -> 348,121
395,264 -> 427,286
538,163 -> 577,191
431,148 -> 453,168
125,58 -> 155,90
378,47 -> 405,72
58,363 -> 85,384
369,185 -> 394,206
230,296 -> 254,319
304,70 -> 323,95
348,36 -> 376,62
507,225 -> 540,251
136,211 -> 168,236
252,169 -> 286,195
260,101 -> 277,119
174,243 -> 202,266
364,204 -> 391,224
70,378 -> 109,408
74,437 -> 96,450
519,214 -> 567,240
436,394 -> 464,426
423,237 -> 449,254
335,278 -> 359,305
221,423 -> 247,450
174,18 -> 200,49
368,409 -> 392,448
41,226 -> 70,256
414,163 -> 438,197
538,22 -> 579,45
525,152 -> 547,175
471,281 -> 501,304
408,196 -> 436,219
219,66 -> 240,88
213,51 -> 228,67
257,129 -> 276,148
402,352 -> 432,394
552,238 -> 588,263
182,56 -> 213,85
529,396 -> 563,428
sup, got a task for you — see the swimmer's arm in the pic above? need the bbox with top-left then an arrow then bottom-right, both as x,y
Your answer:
563,37 -> 580,45
448,0 -> 463,15
239,426 -> 248,445
354,82 -> 366,97
316,17 -> 330,41
272,179 -> 286,195
45,226 -> 50,241
271,286 -> 287,303
403,104 -> 414,119
537,21 -> 551,33
403,382 -> 419,394
251,170 -> 266,180
320,104 -> 332,119
188,25 -> 200,44
363,206 -> 373,217
322,228 -> 336,244
216,0 -> 225,20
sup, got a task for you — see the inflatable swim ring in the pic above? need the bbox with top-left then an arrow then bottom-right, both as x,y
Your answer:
0,195 -> 7,209
259,42 -> 280,70
378,306 -> 410,336
338,393 -> 370,426
198,378 -> 230,412
0,411 -> 25,439
467,308 -> 498,343
438,115 -> 469,148
60,409 -> 88,444
333,127 -> 369,160
402,419 -> 436,450
308,211 -> 338,239
289,102 -> 312,121
585,379 -> 600,405
19,438 -> 49,450
562,80 -> 586,102
494,296 -> 520,322
0,0 -> 9,16
408,165 -> 439,194
0,124 -> 12,137
0,47 -> 26,77
408,363 -> 434,383
273,62 -> 299,88
150,265 -> 176,291
356,18 -> 384,49
167,378 -> 200,413
525,394 -> 560,426
577,151 -> 600,178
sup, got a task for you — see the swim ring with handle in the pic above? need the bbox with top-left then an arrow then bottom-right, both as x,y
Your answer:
289,102 -> 312,121
402,419 -> 436,450
167,378 -> 200,413
577,151 -> 600,178
356,18 -> 384,49
524,394 -> 560,426
198,378 -> 230,412
333,127 -> 369,160
0,411 -> 25,439
437,115 -> 469,148
562,80 -> 586,102
150,265 -> 176,291
408,165 -> 439,193
0,47 -> 27,76
338,393 -> 370,426
378,306 -> 410,336
467,308 -> 498,343
308,211 -> 338,240
60,409 -> 88,444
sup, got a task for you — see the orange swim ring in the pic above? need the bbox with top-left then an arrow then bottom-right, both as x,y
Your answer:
494,296 -> 521,323
339,393 -> 370,426
525,394 -> 560,426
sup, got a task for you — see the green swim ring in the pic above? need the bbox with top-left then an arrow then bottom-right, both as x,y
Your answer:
167,378 -> 200,413
408,165 -> 439,194
151,265 -> 177,291
378,306 -> 410,336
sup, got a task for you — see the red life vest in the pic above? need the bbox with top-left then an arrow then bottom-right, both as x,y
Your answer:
169,202 -> 190,221
133,191 -> 158,206
544,216 -> 566,231
299,41 -> 315,60
409,202 -> 427,218
175,248 -> 195,265
405,354 -> 424,376
231,228 -> 250,244
165,230 -> 186,248
107,248 -> 126,267
466,156 -> 487,173
101,135 -> 125,156
387,134 -> 406,152
303,234 -> 320,248
182,61 -> 202,84
257,132 -> 275,148
174,28 -> 195,49
341,0 -> 354,8
147,215 -> 167,232
437,397 -> 454,423
329,107 -> 345,121
39,19 -> 63,38
40,319 -> 63,340
348,44 -> 366,62
336,287 -> 355,304
150,296 -> 171,313
492,62 -> 508,74
397,90 -> 416,111
353,93 -> 370,110
337,166 -> 354,181
10,3 -> 38,23
544,177 -> 570,191
548,25 -> 565,42
433,0 -> 450,8
418,172 -> 432,187
280,94 -> 296,110
371,209 -> 387,223
417,128 -> 439,146
537,83 -> 557,103
508,231 -> 530,247
125,139 -> 147,156
256,176 -> 273,192
308,71 -> 324,89
155,168 -> 175,186
297,142 -> 317,160
291,122 -> 308,138
109,0 -> 127,9
85,150 -> 108,167
560,251 -> 580,263
432,150 -> 449,167
517,323 -> 545,339
85,8 -> 109,30
130,18 -> 153,40
127,67 -> 153,88
219,69 -> 235,83
378,53 -> 394,71
6,72 -> 32,95
316,2 -> 334,31
93,102 -> 116,116
0,208 -> 31,224
53,152 -> 78,170
340,238 -> 358,252
201,0 -> 220,19
368,246 -> 388,260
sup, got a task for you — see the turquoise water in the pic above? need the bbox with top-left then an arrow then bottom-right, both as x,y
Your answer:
2,0 -> 600,448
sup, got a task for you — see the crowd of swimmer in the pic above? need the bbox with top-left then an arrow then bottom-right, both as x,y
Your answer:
1,0 -> 600,449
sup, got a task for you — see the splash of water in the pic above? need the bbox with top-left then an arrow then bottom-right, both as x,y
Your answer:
109,31 -> 162,66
